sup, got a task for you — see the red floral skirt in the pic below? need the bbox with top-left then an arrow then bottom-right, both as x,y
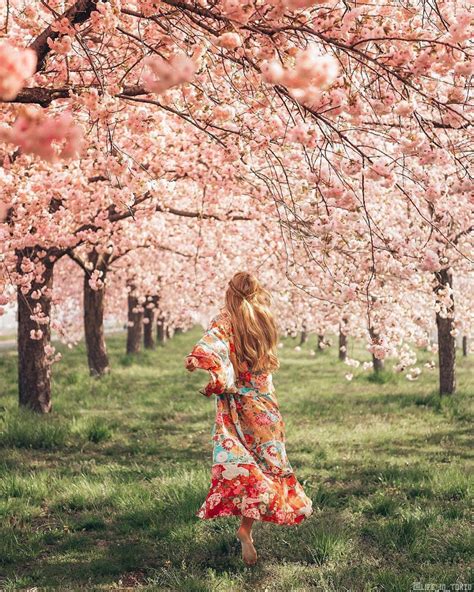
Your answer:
197,462 -> 312,525
193,372 -> 313,526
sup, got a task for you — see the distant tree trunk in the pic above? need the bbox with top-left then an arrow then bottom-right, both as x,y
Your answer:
83,275 -> 110,377
338,328 -> 347,362
462,336 -> 468,357
166,325 -> 171,340
300,328 -> 308,345
143,296 -> 156,350
157,315 -> 167,344
17,251 -> 54,413
126,287 -> 143,355
435,268 -> 456,395
317,334 -> 325,351
372,353 -> 384,373
369,326 -> 384,373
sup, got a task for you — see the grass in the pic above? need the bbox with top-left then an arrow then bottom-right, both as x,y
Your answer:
0,330 -> 472,591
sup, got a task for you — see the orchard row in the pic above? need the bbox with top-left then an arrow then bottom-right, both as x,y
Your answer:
0,0 -> 472,411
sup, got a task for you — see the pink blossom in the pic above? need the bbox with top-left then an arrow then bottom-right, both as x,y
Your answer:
51,17 -> 76,36
261,60 -> 284,84
213,105 -> 236,121
88,269 -> 104,290
215,33 -> 243,50
287,123 -> 319,147
0,108 -> 83,162
142,53 -> 197,94
262,49 -> 340,107
290,49 -> 339,88
332,191 -> 358,211
368,343 -> 388,360
90,1 -> 118,32
47,35 -> 73,56
454,60 -> 474,77
284,0 -> 330,8
44,344 -> 56,356
447,12 -> 472,43
20,258 -> 35,273
0,43 -> 37,101
420,249 -> 442,272
394,100 -> 415,117
221,0 -> 253,24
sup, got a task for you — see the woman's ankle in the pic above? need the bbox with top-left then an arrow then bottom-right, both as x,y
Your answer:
237,526 -> 253,540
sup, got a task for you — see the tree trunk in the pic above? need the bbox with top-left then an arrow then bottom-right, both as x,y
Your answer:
317,334 -> 325,351
83,275 -> 110,376
372,354 -> 384,373
435,268 -> 456,395
17,253 -> 54,413
126,289 -> 143,355
338,328 -> 347,362
462,336 -> 468,357
300,328 -> 308,345
157,315 -> 167,344
369,326 -> 384,373
143,297 -> 156,350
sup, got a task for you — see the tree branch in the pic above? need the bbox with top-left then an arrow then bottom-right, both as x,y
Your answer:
29,0 -> 101,72
5,84 -> 146,107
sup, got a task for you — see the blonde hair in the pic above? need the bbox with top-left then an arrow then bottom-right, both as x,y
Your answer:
225,272 -> 280,373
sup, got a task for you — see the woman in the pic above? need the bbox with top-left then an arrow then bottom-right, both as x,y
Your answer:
185,272 -> 313,565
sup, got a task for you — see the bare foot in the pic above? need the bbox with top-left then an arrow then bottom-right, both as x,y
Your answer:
236,529 -> 257,566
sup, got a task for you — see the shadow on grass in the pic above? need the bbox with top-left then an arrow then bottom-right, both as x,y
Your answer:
1,454 -> 472,590
1,331 -> 472,591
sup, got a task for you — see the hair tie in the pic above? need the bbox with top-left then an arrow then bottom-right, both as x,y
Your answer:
229,280 -> 257,301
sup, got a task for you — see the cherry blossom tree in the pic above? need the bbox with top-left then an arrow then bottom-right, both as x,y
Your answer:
0,126 -> 259,409
1,0 -> 472,410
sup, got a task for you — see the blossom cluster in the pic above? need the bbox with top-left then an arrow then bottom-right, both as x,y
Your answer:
0,43 -> 37,101
262,48 -> 340,107
0,107 -> 83,162
142,53 -> 198,94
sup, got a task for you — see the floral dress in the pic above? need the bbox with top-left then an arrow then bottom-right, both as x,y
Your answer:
185,308 -> 313,526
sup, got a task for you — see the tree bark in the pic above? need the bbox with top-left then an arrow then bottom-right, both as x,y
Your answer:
462,336 -> 468,357
338,328 -> 347,362
157,315 -> 167,344
317,334 -> 325,351
369,326 -> 384,373
300,328 -> 308,345
29,0 -> 100,71
83,274 -> 110,376
372,354 -> 384,373
435,268 -> 456,395
17,252 -> 54,413
126,288 -> 143,355
143,296 -> 156,350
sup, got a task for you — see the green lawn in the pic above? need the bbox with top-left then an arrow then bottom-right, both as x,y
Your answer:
0,331 -> 472,591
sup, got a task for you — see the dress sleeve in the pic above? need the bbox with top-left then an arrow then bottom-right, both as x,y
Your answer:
184,312 -> 238,397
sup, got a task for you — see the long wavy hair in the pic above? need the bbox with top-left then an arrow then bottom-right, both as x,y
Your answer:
225,272 -> 280,373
